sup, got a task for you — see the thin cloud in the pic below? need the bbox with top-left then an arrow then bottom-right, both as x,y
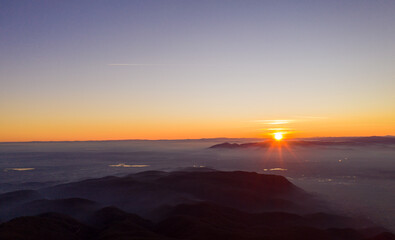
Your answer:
293,116 -> 328,119
266,128 -> 292,131
252,117 -> 326,135
252,120 -> 295,125
252,116 -> 327,125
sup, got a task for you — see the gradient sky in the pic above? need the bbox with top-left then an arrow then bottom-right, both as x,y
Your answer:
1,0 -> 395,141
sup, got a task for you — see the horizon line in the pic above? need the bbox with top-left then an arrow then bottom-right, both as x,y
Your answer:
0,135 -> 394,144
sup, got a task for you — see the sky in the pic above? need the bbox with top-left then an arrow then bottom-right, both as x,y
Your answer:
1,0 -> 395,141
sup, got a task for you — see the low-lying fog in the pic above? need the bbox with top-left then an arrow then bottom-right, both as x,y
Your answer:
0,138 -> 394,230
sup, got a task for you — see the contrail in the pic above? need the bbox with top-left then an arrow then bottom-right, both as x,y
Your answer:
108,64 -> 171,66
107,63 -> 213,66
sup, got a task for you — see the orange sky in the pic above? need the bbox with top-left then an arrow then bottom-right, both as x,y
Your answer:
1,112 -> 394,142
1,1 -> 395,142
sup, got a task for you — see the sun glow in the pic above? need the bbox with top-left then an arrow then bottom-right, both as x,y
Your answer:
274,132 -> 283,141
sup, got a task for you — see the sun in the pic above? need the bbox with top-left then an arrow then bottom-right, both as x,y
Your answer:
274,132 -> 283,141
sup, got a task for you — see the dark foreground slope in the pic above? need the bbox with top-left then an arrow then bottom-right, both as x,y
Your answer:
0,169 -> 393,240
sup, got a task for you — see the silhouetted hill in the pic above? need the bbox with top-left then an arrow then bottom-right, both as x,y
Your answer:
0,169 -> 393,239
1,204 -> 392,240
209,136 -> 395,149
37,170 -> 312,216
155,202 -> 393,240
0,213 -> 95,240
89,206 -> 153,229
366,232 -> 395,240
0,190 -> 42,208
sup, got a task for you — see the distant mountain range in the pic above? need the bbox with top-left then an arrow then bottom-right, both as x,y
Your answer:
209,136 -> 395,149
2,136 -> 394,144
0,169 -> 393,239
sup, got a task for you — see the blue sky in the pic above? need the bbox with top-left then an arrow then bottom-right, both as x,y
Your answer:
1,0 -> 395,140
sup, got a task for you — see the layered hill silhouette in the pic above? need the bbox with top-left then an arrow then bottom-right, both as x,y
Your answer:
209,136 -> 395,149
0,169 -> 393,239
